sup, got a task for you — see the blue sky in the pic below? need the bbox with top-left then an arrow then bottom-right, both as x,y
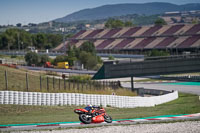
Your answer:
0,0 -> 200,25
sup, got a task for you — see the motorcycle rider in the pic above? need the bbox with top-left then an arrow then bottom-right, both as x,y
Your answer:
84,104 -> 101,114
84,104 -> 93,112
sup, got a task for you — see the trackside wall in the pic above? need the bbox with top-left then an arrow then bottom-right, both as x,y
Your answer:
0,91 -> 178,108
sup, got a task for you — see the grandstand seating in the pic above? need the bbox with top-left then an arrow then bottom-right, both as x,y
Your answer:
162,25 -> 184,35
70,39 -> 79,44
96,39 -> 115,49
155,37 -> 177,49
114,39 -> 135,49
54,24 -> 200,51
120,27 -> 141,37
141,26 -> 162,36
71,30 -> 86,39
101,28 -> 122,38
84,29 -> 104,39
105,39 -> 123,49
145,37 -> 165,49
185,24 -> 200,35
153,25 -> 171,35
124,38 -> 142,49
132,26 -> 150,36
177,35 -> 200,48
133,37 -> 156,49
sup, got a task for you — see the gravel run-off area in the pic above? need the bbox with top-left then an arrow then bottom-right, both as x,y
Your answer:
16,121 -> 200,133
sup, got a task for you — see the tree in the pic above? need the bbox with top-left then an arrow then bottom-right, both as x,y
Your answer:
79,51 -> 90,68
86,55 -> 98,69
33,33 -> 47,49
39,54 -> 50,66
108,55 -> 115,60
154,18 -> 167,25
192,19 -> 199,24
148,49 -> 170,57
79,51 -> 99,69
16,23 -> 22,27
105,19 -> 124,28
53,55 -> 67,65
124,21 -> 133,27
0,34 -> 3,49
46,34 -> 62,48
80,41 -> 96,55
25,52 -> 39,66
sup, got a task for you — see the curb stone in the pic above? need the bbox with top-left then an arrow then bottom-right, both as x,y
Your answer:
0,113 -> 200,130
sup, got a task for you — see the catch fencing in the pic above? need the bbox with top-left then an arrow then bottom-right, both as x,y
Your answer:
0,67 -> 121,93
0,90 -> 178,108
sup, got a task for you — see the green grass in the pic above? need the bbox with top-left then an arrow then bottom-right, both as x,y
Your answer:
0,65 -> 137,96
0,93 -> 199,124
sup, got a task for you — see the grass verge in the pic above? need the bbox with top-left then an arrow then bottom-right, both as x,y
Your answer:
0,65 -> 136,96
0,93 -> 199,125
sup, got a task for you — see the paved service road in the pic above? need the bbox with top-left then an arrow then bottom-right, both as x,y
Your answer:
17,66 -> 96,75
122,82 -> 200,95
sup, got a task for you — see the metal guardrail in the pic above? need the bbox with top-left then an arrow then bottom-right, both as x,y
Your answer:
0,51 -> 64,56
145,54 -> 200,61
160,76 -> 200,82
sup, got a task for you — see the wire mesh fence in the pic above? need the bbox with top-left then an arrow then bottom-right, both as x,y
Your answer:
0,66 -> 121,94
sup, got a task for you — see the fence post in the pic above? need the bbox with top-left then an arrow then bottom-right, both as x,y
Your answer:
102,81 -> 104,90
77,81 -> 79,92
40,76 -> 42,91
85,81 -> 88,91
5,70 -> 8,90
68,81 -> 71,91
59,78 -> 60,90
81,82 -> 84,92
100,81 -> 103,90
47,77 -> 49,92
89,81 -> 92,90
26,73 -> 29,91
64,78 -> 66,90
53,76 -> 55,90
72,80 -> 75,90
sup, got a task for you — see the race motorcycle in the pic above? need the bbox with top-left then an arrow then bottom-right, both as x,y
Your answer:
74,107 -> 112,124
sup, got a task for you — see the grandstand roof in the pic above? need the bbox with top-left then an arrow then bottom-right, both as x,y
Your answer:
54,24 -> 200,51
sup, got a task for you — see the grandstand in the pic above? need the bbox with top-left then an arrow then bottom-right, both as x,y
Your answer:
54,24 -> 200,54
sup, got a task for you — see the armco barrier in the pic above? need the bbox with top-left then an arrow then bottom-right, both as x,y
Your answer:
0,91 -> 178,108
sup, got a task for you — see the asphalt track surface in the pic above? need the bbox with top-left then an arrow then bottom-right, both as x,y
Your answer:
1,80 -> 200,131
122,82 -> 200,95
1,113 -> 200,131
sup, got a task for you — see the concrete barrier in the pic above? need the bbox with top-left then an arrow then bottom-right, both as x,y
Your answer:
0,90 -> 178,108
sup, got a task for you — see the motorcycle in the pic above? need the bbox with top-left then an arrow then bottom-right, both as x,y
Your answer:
74,107 -> 112,124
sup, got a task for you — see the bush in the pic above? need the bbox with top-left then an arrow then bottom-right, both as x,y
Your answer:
148,50 -> 170,57
11,55 -> 17,58
68,75 -> 91,83
53,55 -> 68,65
39,54 -> 50,66
25,52 -> 39,66
108,55 -> 114,60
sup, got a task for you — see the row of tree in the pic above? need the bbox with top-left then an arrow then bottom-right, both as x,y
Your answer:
25,41 -> 102,70
0,28 -> 63,50
105,19 -> 134,28
104,18 -> 167,28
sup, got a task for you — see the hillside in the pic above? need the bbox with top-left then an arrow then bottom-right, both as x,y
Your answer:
54,2 -> 200,23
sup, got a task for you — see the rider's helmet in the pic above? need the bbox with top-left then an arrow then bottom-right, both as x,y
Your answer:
87,104 -> 92,107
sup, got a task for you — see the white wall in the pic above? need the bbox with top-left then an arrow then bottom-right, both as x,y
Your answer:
0,91 -> 178,108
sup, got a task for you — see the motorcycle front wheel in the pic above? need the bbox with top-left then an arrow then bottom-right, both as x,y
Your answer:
104,115 -> 112,123
79,114 -> 92,124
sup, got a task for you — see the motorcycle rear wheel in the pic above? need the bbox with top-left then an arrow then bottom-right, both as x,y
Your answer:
104,115 -> 112,123
79,114 -> 92,124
